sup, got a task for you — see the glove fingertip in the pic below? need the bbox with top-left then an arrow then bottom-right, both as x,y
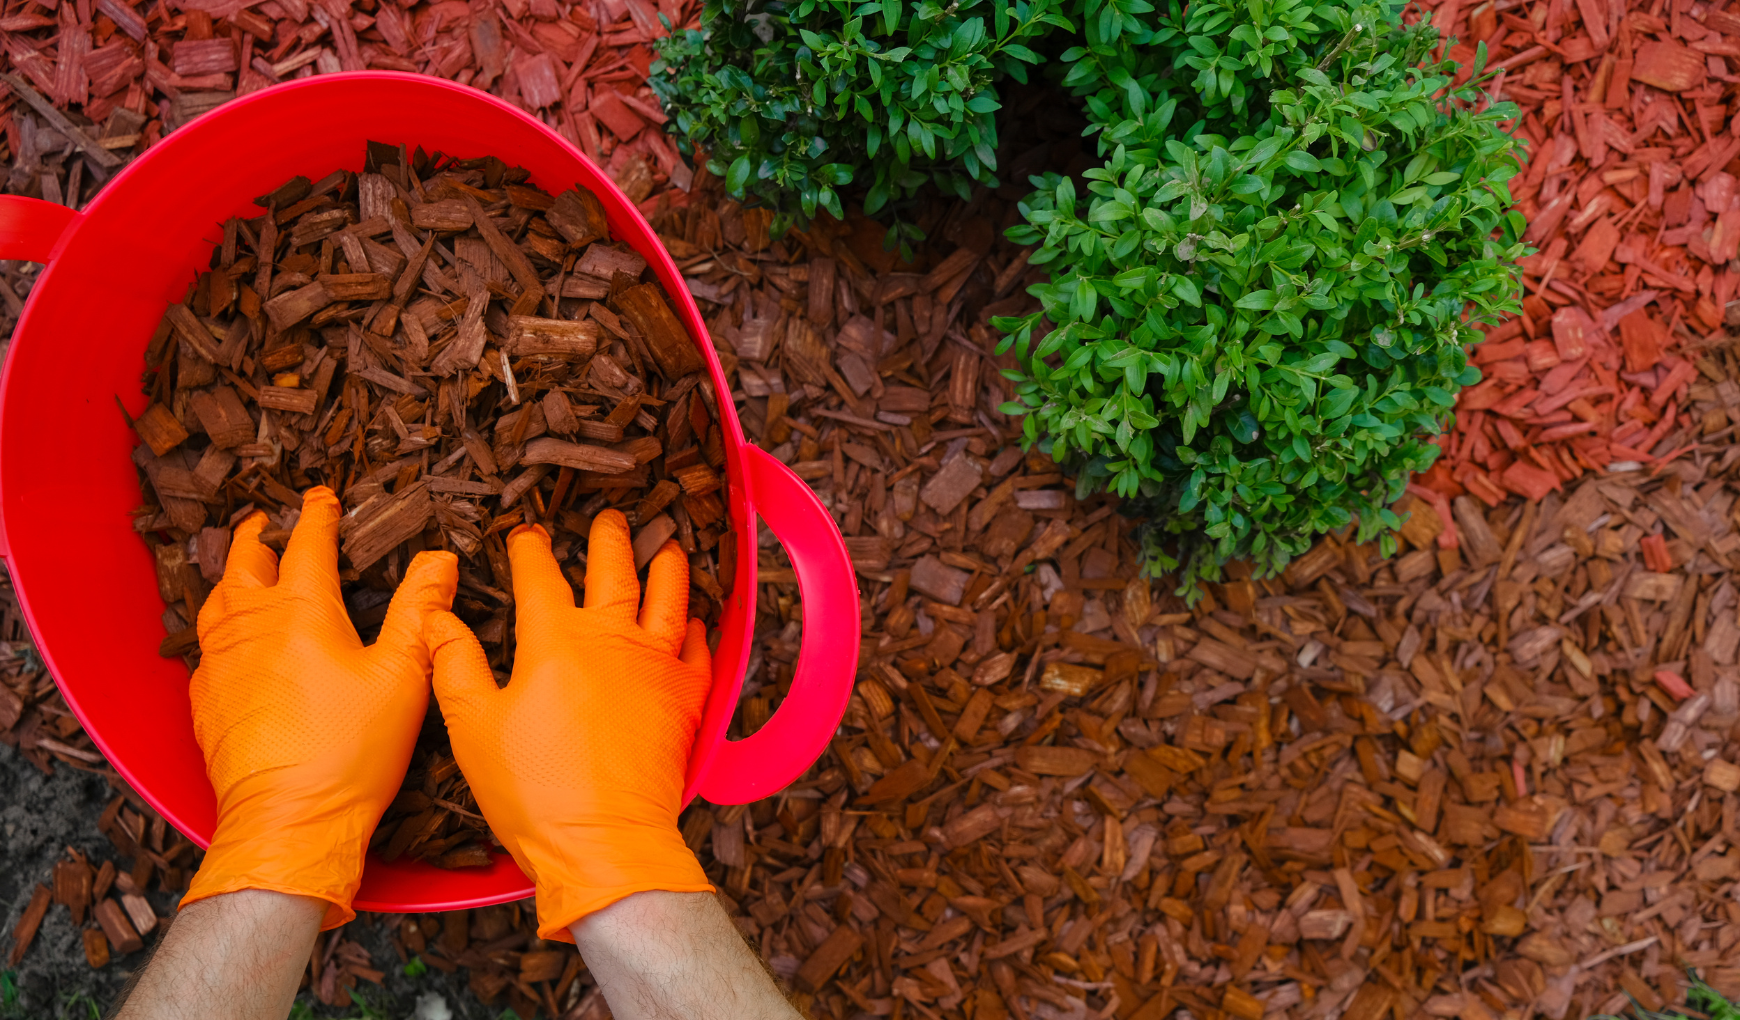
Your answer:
640,541 -> 691,652
235,509 -> 270,535
652,538 -> 687,569
402,550 -> 460,601
301,484 -> 340,513
291,488 -> 342,537
425,611 -> 495,700
220,512 -> 279,588
679,617 -> 711,671
588,511 -> 634,560
372,552 -> 463,664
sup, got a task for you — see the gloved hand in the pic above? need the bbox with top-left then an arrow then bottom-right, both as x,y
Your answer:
183,486 -> 457,929
425,511 -> 714,940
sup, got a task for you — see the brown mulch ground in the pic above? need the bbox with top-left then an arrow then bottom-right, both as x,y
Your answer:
12,176 -> 1740,1020
4,2 -> 1740,1020
653,165 -> 1740,1020
8,166 -> 1740,1020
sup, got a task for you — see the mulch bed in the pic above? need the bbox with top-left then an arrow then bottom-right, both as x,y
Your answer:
642,156 -> 1740,1020
0,0 -> 694,207
6,1 -> 1740,1019
1411,0 -> 1740,509
14,170 -> 1740,1018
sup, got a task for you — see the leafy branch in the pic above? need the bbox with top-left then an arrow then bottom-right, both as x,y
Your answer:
652,0 -> 1067,246
996,0 -> 1526,596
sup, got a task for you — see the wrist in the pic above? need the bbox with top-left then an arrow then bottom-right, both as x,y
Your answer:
113,889 -> 325,1020
569,888 -> 709,955
186,780 -> 379,929
517,819 -> 712,941
569,890 -> 803,1020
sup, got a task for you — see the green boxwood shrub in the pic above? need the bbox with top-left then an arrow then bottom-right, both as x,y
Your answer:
652,0 -> 1524,598
996,0 -> 1525,595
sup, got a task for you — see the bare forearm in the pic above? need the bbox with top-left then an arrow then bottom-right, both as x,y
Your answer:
114,889 -> 324,1020
571,891 -> 803,1020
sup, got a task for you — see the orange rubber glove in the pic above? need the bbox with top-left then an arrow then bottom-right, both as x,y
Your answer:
183,486 -> 458,929
425,511 -> 714,941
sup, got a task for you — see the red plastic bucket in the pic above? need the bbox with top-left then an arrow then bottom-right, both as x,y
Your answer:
0,72 -> 858,912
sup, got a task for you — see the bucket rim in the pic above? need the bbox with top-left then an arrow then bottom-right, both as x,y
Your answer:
0,71 -> 763,910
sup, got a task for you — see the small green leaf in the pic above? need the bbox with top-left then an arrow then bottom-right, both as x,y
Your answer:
1171,275 -> 1201,306
724,155 -> 752,196
1245,136 -> 1284,164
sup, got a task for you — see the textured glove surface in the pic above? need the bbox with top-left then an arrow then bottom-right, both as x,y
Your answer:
426,511 -> 713,940
184,486 -> 455,928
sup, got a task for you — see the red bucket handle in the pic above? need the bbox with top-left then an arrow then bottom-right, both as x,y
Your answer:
0,195 -> 78,265
697,446 -> 859,804
0,195 -> 79,561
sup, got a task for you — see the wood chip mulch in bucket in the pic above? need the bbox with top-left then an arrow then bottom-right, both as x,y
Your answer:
127,145 -> 729,872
